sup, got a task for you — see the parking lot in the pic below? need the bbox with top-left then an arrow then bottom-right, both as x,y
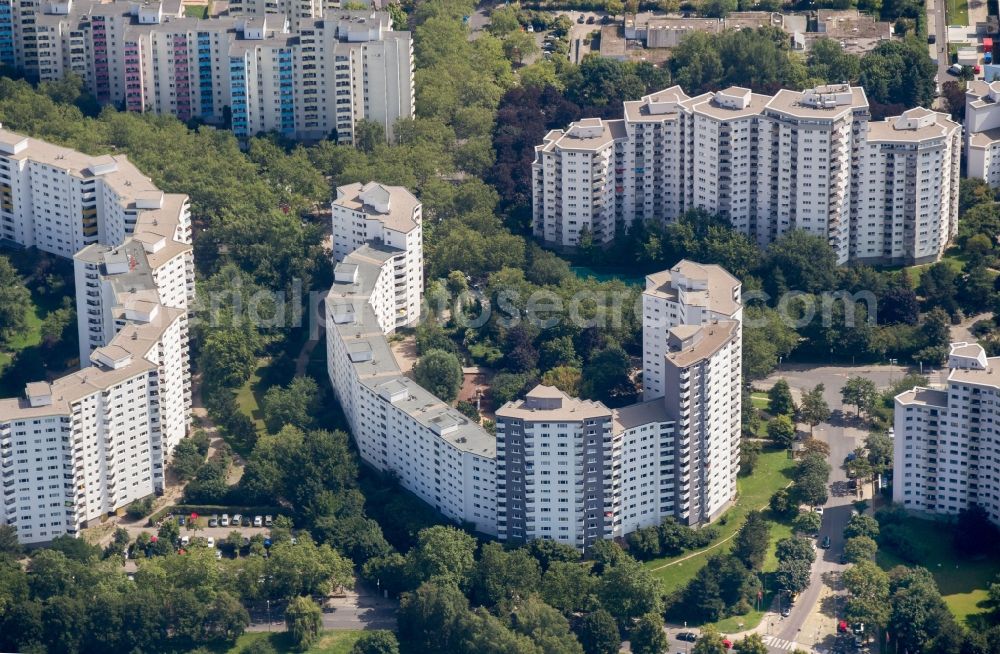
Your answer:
121,511 -> 281,544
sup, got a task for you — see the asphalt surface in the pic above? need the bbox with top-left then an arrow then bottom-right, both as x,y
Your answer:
928,0 -> 952,84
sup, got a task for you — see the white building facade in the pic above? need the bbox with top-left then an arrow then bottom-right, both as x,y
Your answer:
3,0 -> 413,143
965,81 -> 1000,188
0,128 -> 193,545
331,182 -> 422,328
533,84 -> 960,265
894,342 -> 1000,524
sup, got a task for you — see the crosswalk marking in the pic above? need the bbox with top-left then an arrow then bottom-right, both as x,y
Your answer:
763,635 -> 802,651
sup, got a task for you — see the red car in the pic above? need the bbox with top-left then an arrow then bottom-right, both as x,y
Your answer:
722,638 -> 733,649
838,620 -> 849,633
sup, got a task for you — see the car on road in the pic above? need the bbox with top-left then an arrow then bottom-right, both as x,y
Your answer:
254,515 -> 263,527
821,535 -> 832,549
676,632 -> 698,642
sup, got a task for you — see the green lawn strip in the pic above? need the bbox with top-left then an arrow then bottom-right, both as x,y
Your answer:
876,517 -> 1000,625
235,361 -> 267,433
945,0 -> 969,26
184,4 -> 209,18
224,630 -> 364,654
750,392 -> 770,411
646,448 -> 796,595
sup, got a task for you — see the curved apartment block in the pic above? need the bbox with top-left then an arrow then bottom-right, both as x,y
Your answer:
533,84 -> 960,266
0,127 -> 194,544
325,183 -> 744,547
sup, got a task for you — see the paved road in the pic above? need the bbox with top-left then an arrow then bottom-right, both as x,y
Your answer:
928,0 -> 951,84
756,364 -> 947,653
245,588 -> 397,633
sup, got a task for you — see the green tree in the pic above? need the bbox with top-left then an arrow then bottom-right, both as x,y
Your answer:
350,630 -> 400,654
797,384 -> 831,436
540,561 -> 598,615
261,376 -> 320,434
488,5 -> 521,36
597,559 -> 663,626
354,119 -> 386,152
766,415 -> 796,449
630,612 -> 668,654
0,255 -> 30,345
581,345 -> 637,407
397,580 -> 469,654
844,514 -> 880,540
469,542 -> 541,608
413,349 -> 464,403
734,633 -> 768,654
702,0 -> 737,16
767,379 -> 795,416
775,559 -> 811,594
775,537 -> 816,565
508,595 -> 583,654
732,510 -> 770,571
541,366 -> 583,397
406,525 -> 476,586
285,596 -> 322,652
843,536 -> 878,563
693,626 -> 728,654
769,488 -> 797,519
841,376 -> 878,417
792,511 -> 822,535
842,561 -> 890,630
576,609 -> 620,654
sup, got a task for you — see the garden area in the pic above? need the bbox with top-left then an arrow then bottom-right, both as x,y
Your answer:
877,515 -> 1000,625
0,249 -> 79,396
641,446 -> 797,632
221,630 -> 363,654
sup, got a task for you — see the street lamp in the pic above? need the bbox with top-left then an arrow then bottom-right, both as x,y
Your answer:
266,599 -> 271,632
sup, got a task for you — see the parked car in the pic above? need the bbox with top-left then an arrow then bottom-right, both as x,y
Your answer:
208,515 -> 218,527
180,536 -> 190,547
821,535 -> 832,549
586,15 -> 595,23
526,24 -> 534,32
178,516 -> 185,526
577,14 -> 585,22
677,632 -> 698,643
254,515 -> 263,527
814,506 -> 824,515
781,606 -> 791,617
206,537 -> 215,548
928,34 -> 936,43
233,513 -> 242,525
215,549 -> 223,560
220,514 -> 230,527
265,515 -> 273,527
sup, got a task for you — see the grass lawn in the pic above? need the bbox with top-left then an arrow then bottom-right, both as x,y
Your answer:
235,360 -> 268,433
945,0 -> 969,25
904,251 -> 968,289
645,447 -> 796,597
184,4 -> 209,18
224,631 -> 364,654
751,392 -> 770,411
876,517 -> 1000,625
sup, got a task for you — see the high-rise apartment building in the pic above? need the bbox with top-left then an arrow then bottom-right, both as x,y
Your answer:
533,84 -> 960,266
0,128 -> 193,544
331,182 -> 422,328
2,0 -> 413,143
894,342 -> 1000,525
325,182 -> 744,545
495,261 -> 743,547
964,80 -> 1000,188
